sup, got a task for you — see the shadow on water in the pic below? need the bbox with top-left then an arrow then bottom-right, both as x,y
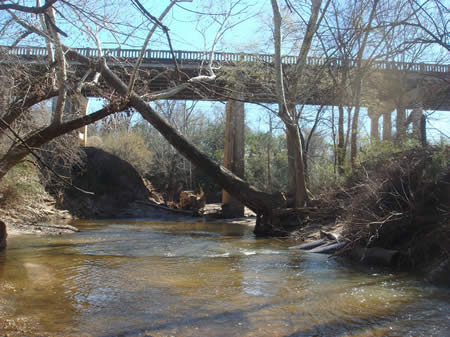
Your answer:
98,303 -> 274,337
98,290 -> 448,337
282,301 -> 450,337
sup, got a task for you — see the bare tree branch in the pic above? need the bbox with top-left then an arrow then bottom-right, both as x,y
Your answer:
0,0 -> 58,14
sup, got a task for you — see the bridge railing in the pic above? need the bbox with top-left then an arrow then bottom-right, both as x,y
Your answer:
2,46 -> 449,73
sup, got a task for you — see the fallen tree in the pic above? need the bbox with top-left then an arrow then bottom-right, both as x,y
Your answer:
65,51 -> 287,233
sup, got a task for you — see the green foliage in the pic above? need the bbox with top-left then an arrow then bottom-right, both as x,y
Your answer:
308,161 -> 343,196
429,143 -> 449,183
100,130 -> 153,176
357,137 -> 424,170
245,130 -> 288,192
0,160 -> 45,207
198,117 -> 225,164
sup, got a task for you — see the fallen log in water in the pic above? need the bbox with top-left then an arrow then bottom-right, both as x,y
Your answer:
135,200 -> 195,216
308,241 -> 347,254
351,247 -> 399,266
289,239 -> 347,254
272,207 -> 340,218
288,239 -> 327,250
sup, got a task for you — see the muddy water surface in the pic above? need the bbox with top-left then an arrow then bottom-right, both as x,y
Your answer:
1,219 -> 449,336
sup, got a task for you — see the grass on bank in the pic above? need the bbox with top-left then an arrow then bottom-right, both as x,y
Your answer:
0,160 -> 46,208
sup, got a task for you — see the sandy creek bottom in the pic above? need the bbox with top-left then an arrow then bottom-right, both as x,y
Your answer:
1,219 -> 449,336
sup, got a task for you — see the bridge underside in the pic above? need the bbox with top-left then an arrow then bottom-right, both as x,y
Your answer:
101,62 -> 450,111
1,55 -> 450,111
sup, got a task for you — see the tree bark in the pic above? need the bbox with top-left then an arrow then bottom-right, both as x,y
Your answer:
0,87 -> 58,134
286,122 -> 308,207
350,103 -> 361,166
286,127 -> 297,204
350,0 -> 379,167
337,104 -> 345,174
270,0 -> 311,208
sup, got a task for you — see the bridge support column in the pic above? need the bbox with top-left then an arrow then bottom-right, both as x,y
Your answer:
410,108 -> 426,146
52,95 -> 89,146
382,110 -> 392,141
368,108 -> 380,142
222,98 -> 245,218
396,105 -> 407,140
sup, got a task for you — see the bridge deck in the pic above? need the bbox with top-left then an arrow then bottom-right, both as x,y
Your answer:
2,46 -> 450,73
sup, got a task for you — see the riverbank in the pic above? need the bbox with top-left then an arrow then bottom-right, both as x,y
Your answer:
1,192 -> 78,236
339,146 -> 449,286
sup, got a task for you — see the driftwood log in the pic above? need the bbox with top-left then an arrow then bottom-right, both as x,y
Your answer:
351,247 -> 399,266
308,241 -> 346,254
289,238 -> 347,254
255,207 -> 340,236
179,190 -> 205,212
288,239 -> 327,250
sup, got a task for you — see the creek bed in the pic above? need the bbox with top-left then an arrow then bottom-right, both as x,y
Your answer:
1,219 -> 449,336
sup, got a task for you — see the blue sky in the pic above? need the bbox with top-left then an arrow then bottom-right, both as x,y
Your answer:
52,0 -> 448,143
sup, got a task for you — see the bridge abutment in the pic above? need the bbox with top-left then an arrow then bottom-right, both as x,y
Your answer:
222,98 -> 245,218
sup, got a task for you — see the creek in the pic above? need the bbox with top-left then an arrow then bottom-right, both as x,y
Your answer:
0,219 -> 449,336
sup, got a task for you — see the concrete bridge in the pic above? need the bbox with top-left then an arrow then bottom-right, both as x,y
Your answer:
2,45 -> 450,108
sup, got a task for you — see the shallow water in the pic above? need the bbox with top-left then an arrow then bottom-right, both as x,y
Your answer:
1,219 -> 449,336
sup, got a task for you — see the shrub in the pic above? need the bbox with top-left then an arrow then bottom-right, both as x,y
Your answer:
342,145 -> 449,268
0,160 -> 46,207
100,130 -> 153,176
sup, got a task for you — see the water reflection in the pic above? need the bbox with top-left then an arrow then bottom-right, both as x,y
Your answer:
0,220 -> 449,336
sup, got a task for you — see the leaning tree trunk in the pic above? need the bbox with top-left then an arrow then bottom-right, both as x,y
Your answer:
65,51 -> 286,216
130,92 -> 285,214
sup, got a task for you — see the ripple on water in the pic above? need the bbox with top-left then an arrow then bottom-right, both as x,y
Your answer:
1,220 -> 449,337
